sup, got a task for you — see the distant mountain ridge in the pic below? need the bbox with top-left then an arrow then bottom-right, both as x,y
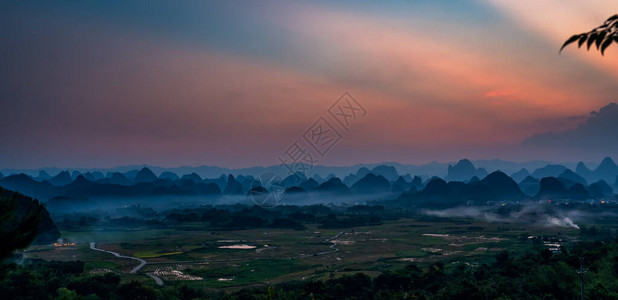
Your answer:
1,158 -> 587,180
1,158 -> 616,206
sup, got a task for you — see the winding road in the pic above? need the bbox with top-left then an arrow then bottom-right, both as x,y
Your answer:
89,242 -> 164,285
88,231 -> 347,286
316,231 -> 344,255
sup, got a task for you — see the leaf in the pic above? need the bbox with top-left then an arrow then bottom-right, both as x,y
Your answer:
601,38 -> 613,55
587,33 -> 597,50
578,35 -> 587,48
560,34 -> 580,53
595,32 -> 607,49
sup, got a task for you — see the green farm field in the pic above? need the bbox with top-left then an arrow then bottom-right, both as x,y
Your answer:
23,217 -> 582,290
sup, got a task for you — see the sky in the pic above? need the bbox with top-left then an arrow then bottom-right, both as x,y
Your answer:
1,1 -> 617,169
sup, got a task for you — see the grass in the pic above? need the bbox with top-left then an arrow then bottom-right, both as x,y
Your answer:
133,251 -> 183,258
84,261 -> 120,271
395,249 -> 429,258
185,259 -> 318,288
33,216 -> 592,288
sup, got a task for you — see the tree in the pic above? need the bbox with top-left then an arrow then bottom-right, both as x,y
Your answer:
561,14 -> 618,55
0,189 -> 45,260
54,288 -> 79,300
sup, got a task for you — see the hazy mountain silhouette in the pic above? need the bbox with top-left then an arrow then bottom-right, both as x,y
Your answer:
123,169 -> 140,180
511,168 -> 530,183
568,183 -> 589,200
159,171 -> 179,181
446,159 -> 476,181
406,178 -> 450,207
154,181 -> 221,196
205,175 -> 228,192
423,178 -> 449,195
531,165 -> 567,179
0,174 -> 58,200
74,175 -> 148,198
35,170 -> 52,181
558,169 -> 587,186
311,174 -> 326,184
83,172 -> 96,181
248,186 -> 268,196
476,168 -> 489,179
575,162 -> 593,180
3,162 -> 615,207
343,167 -> 372,187
300,178 -> 319,191
593,157 -> 618,182
224,175 -> 243,195
445,159 -> 487,182
370,165 -> 399,181
180,172 -> 202,183
589,180 -> 613,198
392,176 -> 410,193
71,171 -> 82,180
49,171 -> 73,186
350,174 -> 391,194
284,186 -> 309,202
101,172 -> 132,185
343,174 -> 360,187
475,171 -> 524,201
410,176 -> 423,191
536,177 -> 568,200
91,171 -> 104,180
519,176 -> 541,197
63,175 -> 103,197
62,175 -> 130,197
282,173 -> 306,188
134,167 -> 158,183
317,177 -> 350,195
357,167 -> 371,178
596,180 -> 613,195
397,171 -> 526,208
182,181 -> 221,195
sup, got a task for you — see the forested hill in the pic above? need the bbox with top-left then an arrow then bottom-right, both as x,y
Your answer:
0,187 -> 60,259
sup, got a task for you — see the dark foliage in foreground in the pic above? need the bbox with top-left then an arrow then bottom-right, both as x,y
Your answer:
0,188 -> 60,260
561,14 -> 618,55
3,238 -> 618,299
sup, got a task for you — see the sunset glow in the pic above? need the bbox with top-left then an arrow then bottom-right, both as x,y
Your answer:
1,1 -> 617,168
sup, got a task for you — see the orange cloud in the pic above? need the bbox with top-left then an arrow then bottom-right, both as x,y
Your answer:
92,3 -> 618,165
265,3 -> 607,147
484,90 -> 513,97
6,1 -> 615,167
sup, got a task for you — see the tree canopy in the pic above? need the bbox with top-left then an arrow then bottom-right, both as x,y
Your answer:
0,189 -> 45,260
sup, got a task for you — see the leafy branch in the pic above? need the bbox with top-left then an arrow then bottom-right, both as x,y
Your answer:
560,14 -> 618,55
